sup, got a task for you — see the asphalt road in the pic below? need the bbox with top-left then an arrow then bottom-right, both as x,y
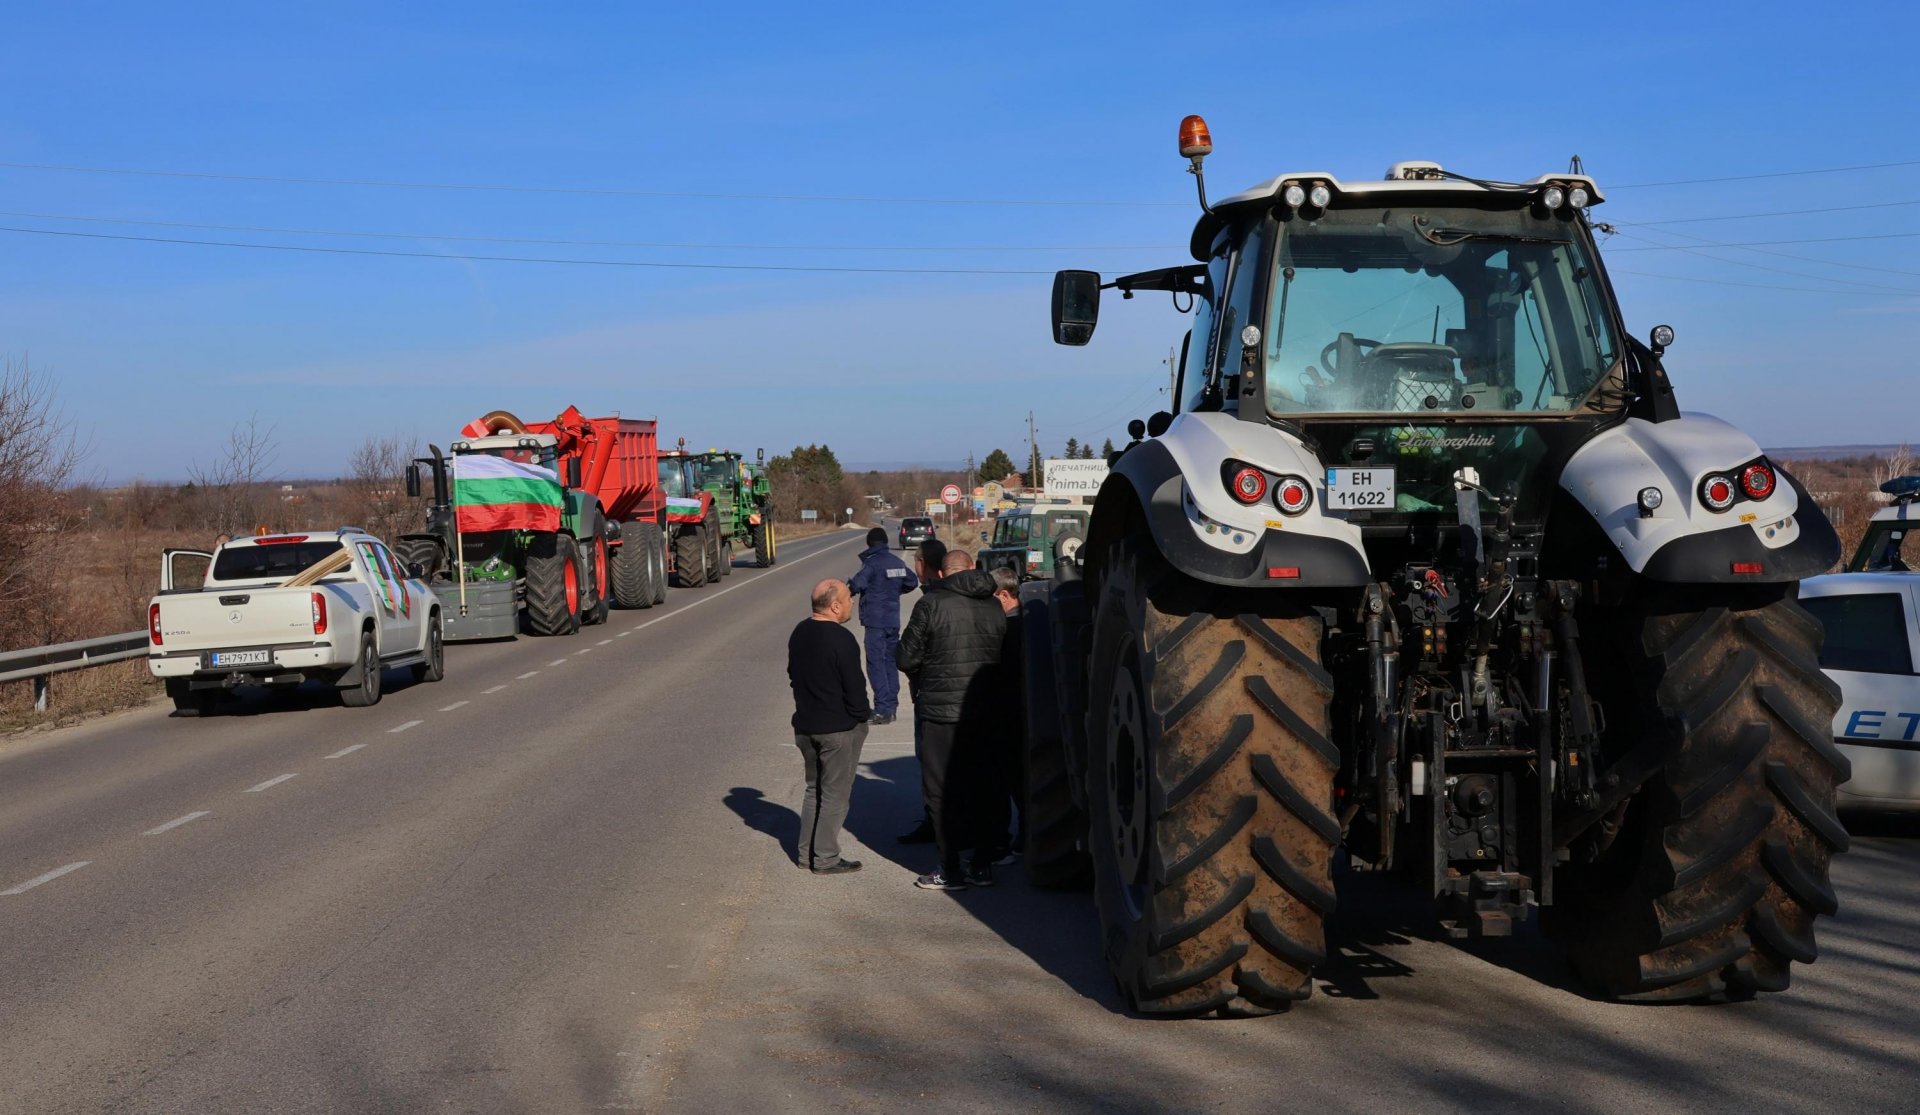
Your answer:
3,522 -> 1918,1113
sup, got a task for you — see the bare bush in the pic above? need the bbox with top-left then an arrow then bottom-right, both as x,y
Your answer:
187,414 -> 278,533
341,431 -> 419,543
0,359 -> 84,650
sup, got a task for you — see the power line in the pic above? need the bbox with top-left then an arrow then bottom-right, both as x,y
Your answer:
1607,231 -> 1920,250
1606,230 -> 1920,294
1615,223 -> 1920,279
1609,159 -> 1920,189
1614,198 -> 1920,225
0,225 -> 1057,275
0,208 -> 1178,253
1610,269 -> 1912,296
0,159 -> 1185,208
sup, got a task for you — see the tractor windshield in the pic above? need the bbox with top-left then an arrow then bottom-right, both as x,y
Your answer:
658,459 -> 690,498
694,457 -> 737,489
1261,206 -> 1623,418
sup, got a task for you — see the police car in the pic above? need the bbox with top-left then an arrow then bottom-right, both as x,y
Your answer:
1801,475 -> 1920,812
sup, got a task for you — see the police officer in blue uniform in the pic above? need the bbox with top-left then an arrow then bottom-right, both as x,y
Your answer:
848,526 -> 919,725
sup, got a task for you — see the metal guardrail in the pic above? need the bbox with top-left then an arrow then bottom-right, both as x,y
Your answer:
0,631 -> 148,711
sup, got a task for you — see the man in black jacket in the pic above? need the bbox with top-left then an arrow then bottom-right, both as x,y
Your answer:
787,578 -> 871,875
898,550 -> 1006,891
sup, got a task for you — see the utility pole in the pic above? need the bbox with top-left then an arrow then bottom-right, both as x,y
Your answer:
1027,411 -> 1040,492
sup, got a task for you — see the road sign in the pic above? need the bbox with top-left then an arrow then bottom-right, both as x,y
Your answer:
940,484 -> 962,505
924,498 -> 944,513
984,481 -> 1004,503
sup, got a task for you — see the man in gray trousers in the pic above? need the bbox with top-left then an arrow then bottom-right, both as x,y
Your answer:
786,578 -> 872,875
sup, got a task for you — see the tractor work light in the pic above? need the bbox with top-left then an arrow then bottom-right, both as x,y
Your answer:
1700,475 -> 1738,512
1542,185 -> 1566,210
1568,185 -> 1591,209
1637,486 -> 1664,518
1275,476 -> 1314,515
1282,182 -> 1307,208
1308,182 -> 1332,208
1227,464 -> 1268,504
1740,462 -> 1777,500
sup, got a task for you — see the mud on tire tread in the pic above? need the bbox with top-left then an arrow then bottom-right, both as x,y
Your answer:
1087,540 -> 1337,1017
1549,586 -> 1847,1001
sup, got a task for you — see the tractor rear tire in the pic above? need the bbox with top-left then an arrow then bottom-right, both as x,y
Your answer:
1548,585 -> 1848,1001
674,527 -> 708,588
525,533 -> 582,635
720,539 -> 733,576
1085,539 -> 1338,1017
705,523 -> 725,584
394,537 -> 444,581
753,522 -> 776,567
646,527 -> 668,604
610,533 -> 654,609
1024,579 -> 1092,889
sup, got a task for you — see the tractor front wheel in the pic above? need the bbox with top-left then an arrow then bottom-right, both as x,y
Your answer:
526,533 -> 583,635
753,522 -> 776,567
673,526 -> 708,588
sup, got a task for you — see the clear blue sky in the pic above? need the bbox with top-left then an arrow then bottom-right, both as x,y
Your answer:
2,2 -> 1915,482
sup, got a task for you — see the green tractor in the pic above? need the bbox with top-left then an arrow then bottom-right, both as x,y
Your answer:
687,447 -> 778,568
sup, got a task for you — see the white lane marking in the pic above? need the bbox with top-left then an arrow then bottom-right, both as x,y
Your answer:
389,720 -> 423,734
549,658 -> 567,667
624,533 -> 862,635
484,684 -> 508,694
574,648 -> 592,656
245,773 -> 298,793
439,701 -> 469,712
2,862 -> 90,896
143,811 -> 210,836
326,744 -> 367,759
617,631 -> 632,637
598,638 -> 613,646
517,671 -> 540,679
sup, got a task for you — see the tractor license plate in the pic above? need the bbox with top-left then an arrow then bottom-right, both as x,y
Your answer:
1326,467 -> 1396,511
209,649 -> 271,667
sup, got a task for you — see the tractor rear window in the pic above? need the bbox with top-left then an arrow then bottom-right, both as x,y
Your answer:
213,541 -> 345,582
1804,593 -> 1915,675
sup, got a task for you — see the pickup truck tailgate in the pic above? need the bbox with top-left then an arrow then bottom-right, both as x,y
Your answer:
154,589 -> 319,657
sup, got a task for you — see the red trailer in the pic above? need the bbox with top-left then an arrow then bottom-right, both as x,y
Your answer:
520,406 -> 670,611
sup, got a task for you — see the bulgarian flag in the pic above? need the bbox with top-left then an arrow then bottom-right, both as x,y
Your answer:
452,454 -> 563,532
665,495 -> 705,524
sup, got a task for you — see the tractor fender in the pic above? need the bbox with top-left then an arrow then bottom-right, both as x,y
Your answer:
1558,412 -> 1838,583
1088,411 -> 1370,589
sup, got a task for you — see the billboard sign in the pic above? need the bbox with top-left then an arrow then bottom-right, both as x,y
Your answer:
1043,458 -> 1110,500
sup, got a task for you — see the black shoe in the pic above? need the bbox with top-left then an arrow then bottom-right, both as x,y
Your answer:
897,820 -> 936,845
990,849 -> 1020,867
869,714 -> 896,726
965,864 -> 996,887
914,870 -> 967,891
813,860 -> 862,875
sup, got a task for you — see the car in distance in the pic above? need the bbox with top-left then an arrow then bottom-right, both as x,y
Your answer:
898,516 -> 937,549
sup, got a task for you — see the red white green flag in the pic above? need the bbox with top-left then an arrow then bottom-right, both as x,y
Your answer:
452,454 -> 563,532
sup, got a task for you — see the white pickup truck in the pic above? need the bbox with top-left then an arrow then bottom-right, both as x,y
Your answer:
148,528 -> 444,715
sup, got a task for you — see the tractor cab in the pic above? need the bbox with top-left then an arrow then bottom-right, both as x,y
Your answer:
1849,475 -> 1920,572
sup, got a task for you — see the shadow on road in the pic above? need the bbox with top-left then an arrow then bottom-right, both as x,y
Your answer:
172,667 -> 430,718
722,786 -> 799,864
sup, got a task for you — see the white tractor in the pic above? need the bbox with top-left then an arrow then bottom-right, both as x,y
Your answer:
1021,116 -> 1846,1016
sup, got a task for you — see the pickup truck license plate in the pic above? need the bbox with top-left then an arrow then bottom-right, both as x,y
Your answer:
1326,467 -> 1396,511
210,649 -> 271,667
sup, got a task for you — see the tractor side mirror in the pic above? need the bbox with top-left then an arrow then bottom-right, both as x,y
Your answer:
1649,324 -> 1675,358
1052,270 -> 1101,346
1146,411 -> 1173,437
405,464 -> 422,498
565,457 -> 583,487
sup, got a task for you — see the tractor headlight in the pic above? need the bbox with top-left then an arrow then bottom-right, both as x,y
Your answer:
1542,185 -> 1566,210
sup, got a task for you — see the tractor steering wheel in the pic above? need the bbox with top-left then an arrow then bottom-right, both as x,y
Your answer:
1319,334 -> 1382,379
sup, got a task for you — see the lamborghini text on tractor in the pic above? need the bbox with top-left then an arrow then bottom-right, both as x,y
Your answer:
1019,116 -> 1847,1017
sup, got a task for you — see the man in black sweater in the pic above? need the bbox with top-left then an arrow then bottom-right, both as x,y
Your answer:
787,578 -> 872,875
898,551 -> 1007,891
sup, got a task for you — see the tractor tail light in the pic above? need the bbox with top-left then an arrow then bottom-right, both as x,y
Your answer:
1274,476 -> 1313,515
1700,475 -> 1737,512
1226,464 -> 1267,504
311,592 -> 328,636
1267,566 -> 1301,580
1741,462 -> 1776,500
1731,562 -> 1765,576
149,603 -> 162,645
